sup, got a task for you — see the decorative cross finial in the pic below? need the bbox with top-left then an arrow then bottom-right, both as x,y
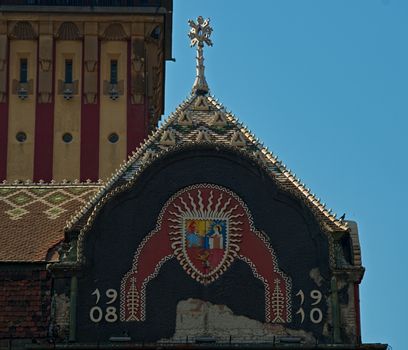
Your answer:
188,16 -> 213,95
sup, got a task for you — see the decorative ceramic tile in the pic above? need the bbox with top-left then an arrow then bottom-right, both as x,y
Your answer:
5,207 -> 29,221
0,187 -> 99,221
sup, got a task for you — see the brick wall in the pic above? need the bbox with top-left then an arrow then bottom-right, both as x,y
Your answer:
0,268 -> 51,341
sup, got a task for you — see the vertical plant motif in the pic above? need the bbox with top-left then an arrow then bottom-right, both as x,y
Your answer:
126,277 -> 139,321
272,278 -> 285,323
121,184 -> 291,323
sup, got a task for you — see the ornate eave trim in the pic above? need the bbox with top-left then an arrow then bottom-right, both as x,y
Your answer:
73,142 -> 339,271
0,180 -> 102,189
67,93 -> 348,270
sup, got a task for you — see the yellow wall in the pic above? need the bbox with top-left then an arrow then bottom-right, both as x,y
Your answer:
53,40 -> 82,181
7,40 -> 37,181
3,15 -> 164,182
99,41 -> 127,180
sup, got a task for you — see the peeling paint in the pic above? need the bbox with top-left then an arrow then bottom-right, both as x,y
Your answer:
161,298 -> 315,343
54,293 -> 70,338
322,294 -> 332,339
309,268 -> 324,287
339,282 -> 357,343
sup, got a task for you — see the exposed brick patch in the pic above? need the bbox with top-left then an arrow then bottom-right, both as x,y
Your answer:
0,269 -> 51,340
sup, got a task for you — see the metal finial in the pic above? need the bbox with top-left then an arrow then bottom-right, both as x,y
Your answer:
188,16 -> 213,95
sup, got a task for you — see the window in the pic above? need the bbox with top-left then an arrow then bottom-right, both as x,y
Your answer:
65,59 -> 73,84
19,59 -> 28,83
108,133 -> 119,143
110,60 -> 118,85
16,132 -> 27,143
62,133 -> 73,143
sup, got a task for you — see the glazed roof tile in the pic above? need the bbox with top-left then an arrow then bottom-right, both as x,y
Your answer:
66,94 -> 348,234
0,183 -> 101,262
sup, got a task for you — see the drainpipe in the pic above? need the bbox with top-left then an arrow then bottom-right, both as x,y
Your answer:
331,276 -> 341,343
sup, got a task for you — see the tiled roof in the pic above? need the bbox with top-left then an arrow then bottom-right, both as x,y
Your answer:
0,183 -> 101,262
67,94 -> 349,234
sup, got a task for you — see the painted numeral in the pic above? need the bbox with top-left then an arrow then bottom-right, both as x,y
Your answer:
89,288 -> 118,323
310,290 -> 322,305
106,289 -> 118,304
89,306 -> 103,323
92,288 -> 100,304
296,307 -> 305,323
296,289 -> 323,324
310,308 -> 323,324
296,289 -> 305,305
105,306 -> 118,322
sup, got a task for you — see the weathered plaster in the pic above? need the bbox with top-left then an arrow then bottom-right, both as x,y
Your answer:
310,268 -> 324,287
53,292 -> 70,339
337,279 -> 357,343
161,298 -> 315,343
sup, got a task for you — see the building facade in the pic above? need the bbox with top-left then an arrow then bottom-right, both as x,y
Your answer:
0,11 -> 388,350
0,0 -> 173,182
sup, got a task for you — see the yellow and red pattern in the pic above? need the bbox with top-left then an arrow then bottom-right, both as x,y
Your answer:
185,219 -> 227,275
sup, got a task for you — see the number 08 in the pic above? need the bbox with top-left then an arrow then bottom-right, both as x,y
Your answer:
89,306 -> 118,323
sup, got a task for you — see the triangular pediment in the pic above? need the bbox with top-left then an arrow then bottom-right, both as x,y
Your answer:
177,111 -> 193,126
67,94 -> 348,235
196,128 -> 212,142
193,95 -> 210,110
230,131 -> 246,147
211,111 -> 228,127
159,129 -> 176,146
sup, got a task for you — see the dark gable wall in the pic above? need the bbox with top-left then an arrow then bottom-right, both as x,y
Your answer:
76,146 -> 331,342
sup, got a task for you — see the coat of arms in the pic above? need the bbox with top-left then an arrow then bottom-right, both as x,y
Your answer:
121,184 -> 291,323
166,185 -> 243,284
185,219 -> 227,274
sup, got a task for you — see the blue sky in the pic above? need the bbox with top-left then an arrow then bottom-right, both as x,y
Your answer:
164,1 -> 407,349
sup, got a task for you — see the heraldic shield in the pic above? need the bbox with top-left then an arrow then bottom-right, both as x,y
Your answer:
184,218 -> 228,277
121,184 -> 291,323
168,185 -> 243,283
